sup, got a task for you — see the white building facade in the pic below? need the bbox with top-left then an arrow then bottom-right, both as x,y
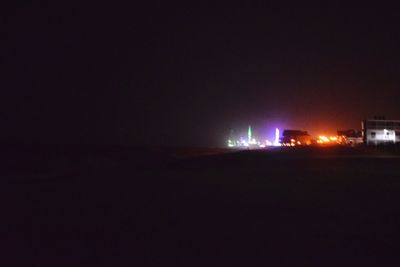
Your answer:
362,119 -> 400,145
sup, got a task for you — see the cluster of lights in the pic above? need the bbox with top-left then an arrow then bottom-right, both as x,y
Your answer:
317,135 -> 340,144
227,126 -> 358,148
281,139 -> 303,146
227,138 -> 278,148
227,127 -> 281,149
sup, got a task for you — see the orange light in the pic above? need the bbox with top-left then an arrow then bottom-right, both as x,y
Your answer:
318,136 -> 330,143
329,136 -> 338,141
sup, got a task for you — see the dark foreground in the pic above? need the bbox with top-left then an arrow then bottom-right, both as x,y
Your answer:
1,146 -> 400,266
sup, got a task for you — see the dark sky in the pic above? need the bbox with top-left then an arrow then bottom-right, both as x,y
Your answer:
3,3 -> 400,146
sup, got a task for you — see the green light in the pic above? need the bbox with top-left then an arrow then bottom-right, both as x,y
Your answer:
248,125 -> 252,142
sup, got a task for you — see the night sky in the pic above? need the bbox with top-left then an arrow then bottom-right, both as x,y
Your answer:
3,3 -> 400,146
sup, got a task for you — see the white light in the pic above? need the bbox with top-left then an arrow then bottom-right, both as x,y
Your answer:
273,128 -> 281,146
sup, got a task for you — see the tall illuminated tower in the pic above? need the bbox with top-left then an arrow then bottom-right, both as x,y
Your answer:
248,125 -> 252,143
274,128 -> 280,146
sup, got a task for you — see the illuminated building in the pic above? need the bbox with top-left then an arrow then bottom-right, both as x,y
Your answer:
362,119 -> 400,145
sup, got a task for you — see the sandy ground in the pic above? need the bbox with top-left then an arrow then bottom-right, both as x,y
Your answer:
1,145 -> 400,266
